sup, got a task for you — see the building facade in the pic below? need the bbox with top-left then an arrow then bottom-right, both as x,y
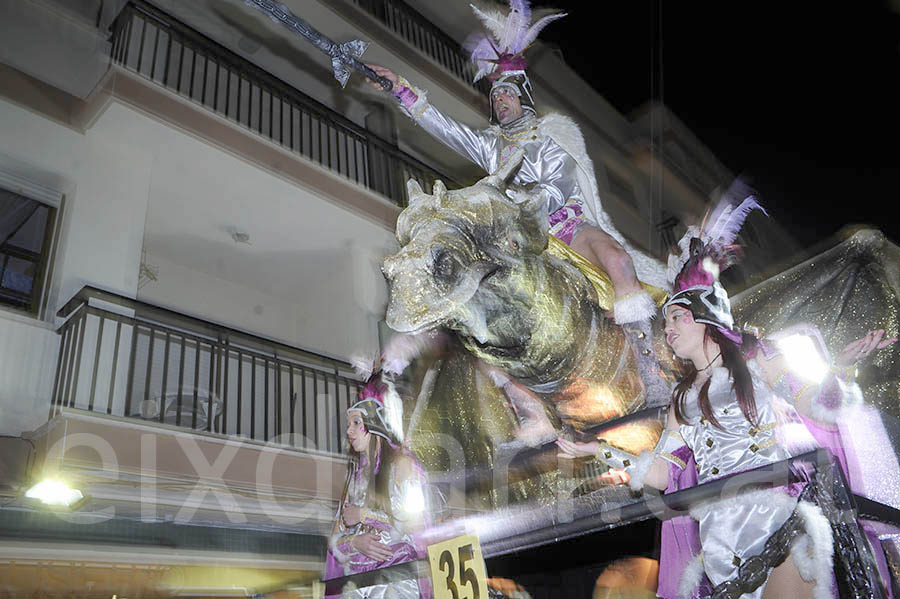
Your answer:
0,0 -> 792,596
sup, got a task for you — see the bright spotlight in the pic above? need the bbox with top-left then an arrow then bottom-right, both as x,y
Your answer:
401,483 -> 426,515
25,479 -> 84,507
776,334 -> 828,383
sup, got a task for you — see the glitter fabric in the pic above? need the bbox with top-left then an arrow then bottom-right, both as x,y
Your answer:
732,230 -> 900,421
384,168 -> 673,509
733,229 -> 900,516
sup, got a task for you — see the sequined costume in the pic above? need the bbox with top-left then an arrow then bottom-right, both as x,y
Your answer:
325,375 -> 428,599
390,84 -> 667,291
604,191 -> 836,598
326,447 -> 426,599
657,333 -> 896,599
672,359 -> 834,599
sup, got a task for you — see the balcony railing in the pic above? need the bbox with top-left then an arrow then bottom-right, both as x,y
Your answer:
109,1 -> 458,208
50,286 -> 361,454
349,0 -> 490,97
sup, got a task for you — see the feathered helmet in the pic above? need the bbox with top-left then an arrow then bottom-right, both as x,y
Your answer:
347,358 -> 405,446
466,1 -> 566,124
663,182 -> 767,344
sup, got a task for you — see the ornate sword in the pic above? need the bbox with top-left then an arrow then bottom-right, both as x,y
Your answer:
243,0 -> 393,90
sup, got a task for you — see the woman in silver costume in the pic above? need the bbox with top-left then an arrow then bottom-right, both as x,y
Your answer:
325,375 -> 429,599
559,196 -> 895,598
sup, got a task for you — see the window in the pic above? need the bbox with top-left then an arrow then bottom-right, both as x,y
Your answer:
0,186 -> 57,315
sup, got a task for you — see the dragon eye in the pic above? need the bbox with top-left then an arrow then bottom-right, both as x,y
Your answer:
431,249 -> 457,283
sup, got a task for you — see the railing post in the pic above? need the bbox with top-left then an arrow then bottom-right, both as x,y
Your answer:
50,286 -> 361,452
49,318 -> 71,419
113,0 -> 460,209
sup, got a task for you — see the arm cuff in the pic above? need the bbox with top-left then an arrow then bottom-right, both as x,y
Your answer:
329,532 -> 357,564
626,451 -> 656,491
595,441 -> 638,470
394,76 -> 429,121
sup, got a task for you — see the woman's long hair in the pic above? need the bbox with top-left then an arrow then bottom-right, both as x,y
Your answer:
672,326 -> 760,429
347,434 -> 399,519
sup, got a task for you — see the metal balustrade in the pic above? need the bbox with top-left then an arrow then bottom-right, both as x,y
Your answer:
109,1 -> 458,207
50,287 -> 361,454
349,0 -> 491,97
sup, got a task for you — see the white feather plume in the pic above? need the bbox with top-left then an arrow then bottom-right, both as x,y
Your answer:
349,353 -> 378,381
467,1 -> 565,80
470,4 -> 506,40
705,195 -> 768,247
520,12 -> 567,49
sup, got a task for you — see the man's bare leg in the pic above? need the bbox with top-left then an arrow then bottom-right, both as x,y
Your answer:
569,226 -> 642,299
570,225 -> 669,408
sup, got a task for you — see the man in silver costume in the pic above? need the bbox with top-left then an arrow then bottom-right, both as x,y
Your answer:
367,62 -> 665,327
368,2 -> 671,441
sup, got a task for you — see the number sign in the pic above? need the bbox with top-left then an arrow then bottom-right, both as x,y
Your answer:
426,534 -> 489,599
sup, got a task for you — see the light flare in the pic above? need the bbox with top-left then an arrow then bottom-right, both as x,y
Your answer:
776,334 -> 828,383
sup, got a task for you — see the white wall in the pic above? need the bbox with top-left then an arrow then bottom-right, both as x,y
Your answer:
125,95 -> 395,361
136,250 -> 384,361
0,316 -> 59,435
0,99 -> 153,312
0,74 -> 397,437
0,98 -> 154,434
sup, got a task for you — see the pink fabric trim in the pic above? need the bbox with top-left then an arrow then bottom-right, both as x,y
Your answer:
363,517 -> 391,532
392,85 -> 418,111
658,449 -> 709,598
717,326 -> 743,344
548,203 -> 584,246
345,541 -> 419,574
337,539 -> 354,554
816,376 -> 843,411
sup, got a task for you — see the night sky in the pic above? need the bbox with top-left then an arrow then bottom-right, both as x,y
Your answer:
536,1 -> 900,255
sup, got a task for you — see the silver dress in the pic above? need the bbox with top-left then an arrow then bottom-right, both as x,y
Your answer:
678,361 -> 809,598
329,453 -> 425,599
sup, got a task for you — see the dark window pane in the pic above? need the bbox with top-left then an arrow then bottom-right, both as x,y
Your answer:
1,256 -> 34,294
0,186 -> 54,313
7,204 -> 48,253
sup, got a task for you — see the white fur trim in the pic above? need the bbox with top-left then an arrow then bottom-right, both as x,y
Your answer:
677,554 -> 705,599
613,291 -> 657,324
328,529 -> 354,564
538,113 -> 668,290
806,376 -> 863,425
626,450 -> 656,491
793,501 -> 834,599
790,534 -> 815,580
